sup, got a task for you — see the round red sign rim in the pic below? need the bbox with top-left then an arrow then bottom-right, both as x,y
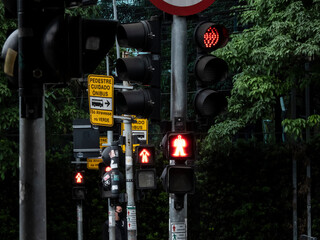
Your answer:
150,0 -> 216,16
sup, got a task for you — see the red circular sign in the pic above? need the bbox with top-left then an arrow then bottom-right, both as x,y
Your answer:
150,0 -> 216,16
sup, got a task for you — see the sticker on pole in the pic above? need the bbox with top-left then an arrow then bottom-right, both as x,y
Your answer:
127,206 -> 137,230
88,75 -> 114,127
149,0 -> 215,16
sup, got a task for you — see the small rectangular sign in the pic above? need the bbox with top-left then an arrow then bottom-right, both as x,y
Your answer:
87,158 -> 102,170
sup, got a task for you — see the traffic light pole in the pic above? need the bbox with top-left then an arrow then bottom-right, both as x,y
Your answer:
169,15 -> 188,240
77,201 -> 83,240
18,1 -> 47,239
123,118 -> 137,240
107,131 -> 116,240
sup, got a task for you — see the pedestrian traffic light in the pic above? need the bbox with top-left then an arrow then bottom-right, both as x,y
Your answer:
115,16 -> 161,121
161,166 -> 195,194
73,170 -> 86,200
135,145 -> 157,189
193,22 -> 229,118
164,132 -> 196,161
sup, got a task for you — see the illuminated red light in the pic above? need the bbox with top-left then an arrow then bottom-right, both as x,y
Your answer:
203,26 -> 219,48
105,166 -> 112,172
75,172 -> 83,183
171,135 -> 188,157
139,149 -> 150,163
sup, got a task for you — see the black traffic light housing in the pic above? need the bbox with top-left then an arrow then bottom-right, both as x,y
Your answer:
161,166 -> 195,195
100,143 -> 124,199
42,16 -> 118,82
193,22 -> 229,119
1,5 -> 118,85
115,16 -> 161,121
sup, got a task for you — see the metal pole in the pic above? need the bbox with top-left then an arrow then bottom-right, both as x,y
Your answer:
169,15 -> 188,240
108,199 -> 116,240
19,96 -> 46,240
77,201 -> 83,240
305,84 -> 312,237
19,0 -> 46,239
291,87 -> 297,240
124,118 -> 137,240
112,0 -> 120,60
107,131 -> 116,240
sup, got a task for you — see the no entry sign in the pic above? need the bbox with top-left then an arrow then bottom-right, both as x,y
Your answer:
150,0 -> 215,16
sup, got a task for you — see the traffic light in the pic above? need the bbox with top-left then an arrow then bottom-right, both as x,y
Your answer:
100,143 -> 124,199
164,132 -> 196,161
1,2 -> 118,85
42,15 -> 118,82
135,145 -> 157,190
193,21 -> 229,118
115,16 -> 161,121
72,170 -> 86,200
161,166 -> 195,194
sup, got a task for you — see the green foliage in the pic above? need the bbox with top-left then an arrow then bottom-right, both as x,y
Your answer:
205,0 -> 320,146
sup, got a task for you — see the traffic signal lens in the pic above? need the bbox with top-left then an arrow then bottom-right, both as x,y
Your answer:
204,26 -> 219,48
168,133 -> 195,160
139,149 -> 150,163
194,22 -> 229,52
136,145 -> 155,165
171,135 -> 187,157
106,166 -> 112,172
74,171 -> 85,185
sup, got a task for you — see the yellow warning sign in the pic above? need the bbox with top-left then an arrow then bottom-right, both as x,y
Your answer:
99,136 -> 108,149
87,158 -> 103,170
88,74 -> 114,127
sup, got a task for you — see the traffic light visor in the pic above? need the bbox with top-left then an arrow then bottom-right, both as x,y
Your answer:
194,22 -> 229,52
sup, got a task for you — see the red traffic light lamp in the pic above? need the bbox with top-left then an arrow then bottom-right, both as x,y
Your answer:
73,170 -> 86,200
165,132 -> 195,161
136,145 -> 155,165
194,22 -> 229,52
73,170 -> 85,185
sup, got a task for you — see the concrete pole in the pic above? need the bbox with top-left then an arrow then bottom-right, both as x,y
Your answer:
77,202 -> 83,240
169,15 -> 188,240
